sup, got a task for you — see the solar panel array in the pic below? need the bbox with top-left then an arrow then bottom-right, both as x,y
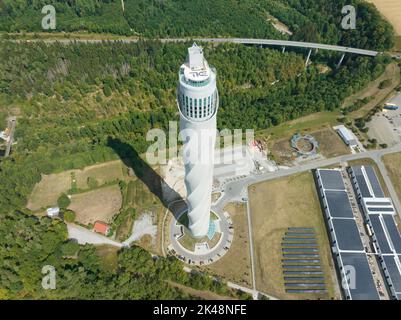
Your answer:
316,169 -> 380,300
281,228 -> 327,294
349,165 -> 401,300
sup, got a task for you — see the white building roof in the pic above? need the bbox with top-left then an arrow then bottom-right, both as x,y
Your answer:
182,43 -> 210,82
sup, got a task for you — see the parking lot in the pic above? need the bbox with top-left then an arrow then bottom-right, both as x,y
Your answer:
368,92 -> 401,146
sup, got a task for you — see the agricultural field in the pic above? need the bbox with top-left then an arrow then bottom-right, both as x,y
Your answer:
248,172 -> 339,300
68,184 -> 122,225
367,0 -> 401,35
27,160 -> 126,211
202,203 -> 252,288
73,160 -> 125,189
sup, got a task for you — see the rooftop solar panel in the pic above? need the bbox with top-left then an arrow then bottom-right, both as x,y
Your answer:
382,255 -> 401,294
331,219 -> 364,251
368,207 -> 395,212
318,170 -> 345,190
340,252 -> 380,300
352,166 -> 372,198
382,215 -> 401,253
325,190 -> 354,218
365,201 -> 392,206
364,166 -> 384,198
369,215 -> 392,254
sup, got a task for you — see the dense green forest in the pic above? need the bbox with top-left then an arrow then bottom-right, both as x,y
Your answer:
0,211 -> 240,299
0,0 -> 395,50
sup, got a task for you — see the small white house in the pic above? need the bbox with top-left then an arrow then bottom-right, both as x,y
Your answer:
46,207 -> 60,218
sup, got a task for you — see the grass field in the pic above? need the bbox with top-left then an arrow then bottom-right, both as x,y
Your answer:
27,160 -> 126,211
382,152 -> 401,200
312,127 -> 350,158
257,112 -> 341,142
68,184 -> 122,225
74,160 -> 125,189
202,203 -> 252,288
27,171 -> 72,211
367,0 -> 401,35
270,126 -> 349,165
248,172 -> 339,300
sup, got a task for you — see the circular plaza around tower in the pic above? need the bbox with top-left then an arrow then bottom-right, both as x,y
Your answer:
168,208 -> 233,266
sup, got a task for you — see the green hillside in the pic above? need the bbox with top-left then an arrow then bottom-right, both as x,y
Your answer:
0,0 -> 395,50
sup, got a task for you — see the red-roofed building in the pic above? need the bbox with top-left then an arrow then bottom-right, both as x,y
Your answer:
93,221 -> 111,236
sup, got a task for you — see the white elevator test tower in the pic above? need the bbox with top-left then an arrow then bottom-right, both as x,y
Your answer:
177,43 -> 219,237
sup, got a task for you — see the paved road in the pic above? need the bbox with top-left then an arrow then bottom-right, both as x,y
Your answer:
13,37 -> 378,56
67,223 -> 123,248
216,144 -> 401,212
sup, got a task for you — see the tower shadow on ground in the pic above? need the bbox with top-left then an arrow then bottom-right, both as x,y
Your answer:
107,137 -> 184,216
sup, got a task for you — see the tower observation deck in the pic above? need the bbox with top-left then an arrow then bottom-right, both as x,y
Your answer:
177,43 -> 219,237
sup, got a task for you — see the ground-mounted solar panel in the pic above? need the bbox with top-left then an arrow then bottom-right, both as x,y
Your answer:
364,166 -> 384,198
283,264 -> 321,269
282,237 -> 317,242
383,255 -> 401,294
285,289 -> 327,293
285,232 -> 315,237
369,214 -> 392,254
340,252 -> 379,300
331,219 -> 364,251
282,243 -> 318,247
288,228 -> 314,231
351,166 -> 372,198
283,254 -> 319,258
325,190 -> 354,218
283,271 -> 323,275
318,169 -> 345,190
282,248 -> 318,252
382,215 -> 401,253
284,283 -> 325,287
282,259 -> 320,263
284,277 -> 324,281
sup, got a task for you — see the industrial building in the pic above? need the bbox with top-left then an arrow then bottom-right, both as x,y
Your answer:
349,165 -> 401,300
177,44 -> 219,237
335,125 -> 358,148
315,169 -> 380,300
